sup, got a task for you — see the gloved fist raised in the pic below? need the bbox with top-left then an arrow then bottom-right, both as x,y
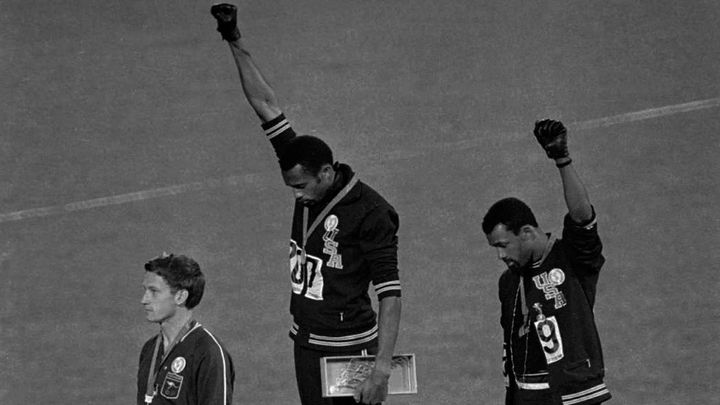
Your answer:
211,3 -> 241,42
533,119 -> 569,160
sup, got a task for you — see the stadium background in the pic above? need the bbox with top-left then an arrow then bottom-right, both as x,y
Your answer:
1,0 -> 718,403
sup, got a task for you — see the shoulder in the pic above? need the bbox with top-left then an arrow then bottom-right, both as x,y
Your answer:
337,166 -> 397,216
498,270 -> 518,300
361,181 -> 393,205
334,166 -> 398,232
139,335 -> 159,364
355,181 -> 397,217
337,164 -> 393,209
177,325 -> 234,378
140,335 -> 159,352
499,269 -> 517,287
358,184 -> 399,232
186,325 -> 230,356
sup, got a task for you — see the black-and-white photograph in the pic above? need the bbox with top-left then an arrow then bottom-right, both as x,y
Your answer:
2,1 -> 718,404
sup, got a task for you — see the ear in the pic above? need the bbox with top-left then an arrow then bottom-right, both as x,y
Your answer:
174,289 -> 189,307
319,163 -> 334,182
518,225 -> 536,241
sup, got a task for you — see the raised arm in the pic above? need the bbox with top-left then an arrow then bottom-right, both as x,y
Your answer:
533,119 -> 593,223
211,3 -> 282,123
211,3 -> 296,159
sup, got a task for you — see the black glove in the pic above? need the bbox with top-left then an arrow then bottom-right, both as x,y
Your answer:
533,119 -> 569,160
210,3 -> 241,42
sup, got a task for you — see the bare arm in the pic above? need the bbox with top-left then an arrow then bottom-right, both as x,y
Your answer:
556,158 -> 593,223
211,3 -> 282,123
227,39 -> 283,123
354,296 -> 401,404
374,296 -> 402,374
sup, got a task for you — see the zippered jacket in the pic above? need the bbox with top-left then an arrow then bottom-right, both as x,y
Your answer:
137,322 -> 234,405
261,114 -> 402,352
499,212 -> 611,405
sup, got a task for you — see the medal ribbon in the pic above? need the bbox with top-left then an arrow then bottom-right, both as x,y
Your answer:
144,319 -> 196,404
300,174 -> 358,263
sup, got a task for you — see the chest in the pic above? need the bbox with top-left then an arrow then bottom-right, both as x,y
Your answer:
148,344 -> 199,403
291,206 -> 366,253
501,258 -> 579,327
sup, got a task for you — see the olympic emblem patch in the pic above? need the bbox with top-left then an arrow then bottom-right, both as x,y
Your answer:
548,268 -> 565,285
532,268 -> 567,309
171,357 -> 186,374
324,215 -> 339,231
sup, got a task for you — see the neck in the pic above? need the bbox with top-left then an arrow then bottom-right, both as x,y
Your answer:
160,309 -> 193,347
529,232 -> 551,265
315,168 -> 343,208
328,167 -> 342,191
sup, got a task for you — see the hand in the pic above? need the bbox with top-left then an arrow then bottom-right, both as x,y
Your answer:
210,3 -> 241,41
533,119 -> 569,160
353,367 -> 390,404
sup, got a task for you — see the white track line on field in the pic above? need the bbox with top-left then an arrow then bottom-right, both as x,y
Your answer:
571,98 -> 720,131
2,97 -> 719,224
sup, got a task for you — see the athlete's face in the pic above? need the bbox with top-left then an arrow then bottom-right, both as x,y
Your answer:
141,272 -> 184,324
486,223 -> 533,270
282,164 -> 334,206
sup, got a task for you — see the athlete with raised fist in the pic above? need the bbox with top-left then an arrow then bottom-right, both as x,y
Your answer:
210,4 -> 402,404
482,120 -> 612,405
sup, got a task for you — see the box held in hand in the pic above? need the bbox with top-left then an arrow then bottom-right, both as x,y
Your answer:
320,353 -> 417,397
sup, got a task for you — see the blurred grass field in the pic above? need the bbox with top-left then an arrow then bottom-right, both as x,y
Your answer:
1,1 -> 719,403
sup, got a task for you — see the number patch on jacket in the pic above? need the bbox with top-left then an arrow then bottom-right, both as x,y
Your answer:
534,316 -> 564,364
289,240 -> 325,300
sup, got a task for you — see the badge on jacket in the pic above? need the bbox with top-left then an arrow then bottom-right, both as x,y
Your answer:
532,303 -> 564,364
323,215 -> 343,269
532,268 -> 567,309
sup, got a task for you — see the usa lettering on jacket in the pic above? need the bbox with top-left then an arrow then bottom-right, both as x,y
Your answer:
532,268 -> 567,309
323,215 -> 343,269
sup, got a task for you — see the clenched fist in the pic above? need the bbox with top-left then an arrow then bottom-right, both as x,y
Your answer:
533,119 -> 569,160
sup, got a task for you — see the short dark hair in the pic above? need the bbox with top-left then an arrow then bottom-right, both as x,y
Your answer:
144,254 -> 205,309
278,135 -> 334,175
482,197 -> 539,235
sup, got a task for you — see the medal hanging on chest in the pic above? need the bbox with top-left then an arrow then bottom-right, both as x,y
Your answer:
144,320 -> 195,404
